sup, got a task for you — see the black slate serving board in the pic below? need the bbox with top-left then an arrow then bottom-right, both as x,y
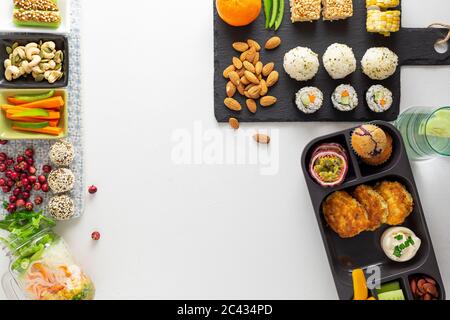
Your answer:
214,0 -> 450,122
301,121 -> 446,300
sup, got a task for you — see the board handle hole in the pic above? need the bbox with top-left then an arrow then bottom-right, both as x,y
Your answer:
434,41 -> 448,54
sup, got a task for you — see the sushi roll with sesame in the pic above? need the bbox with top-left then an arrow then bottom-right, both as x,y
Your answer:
366,85 -> 393,113
295,87 -> 323,114
332,84 -> 358,111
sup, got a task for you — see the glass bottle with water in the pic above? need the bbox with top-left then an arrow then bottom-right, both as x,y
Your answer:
395,107 -> 450,161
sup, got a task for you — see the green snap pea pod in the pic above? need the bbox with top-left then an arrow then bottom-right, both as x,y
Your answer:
269,0 -> 279,29
274,0 -> 285,31
264,0 -> 273,28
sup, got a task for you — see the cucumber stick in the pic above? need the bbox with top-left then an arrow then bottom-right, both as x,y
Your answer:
264,0 -> 273,29
274,0 -> 284,30
269,0 -> 279,29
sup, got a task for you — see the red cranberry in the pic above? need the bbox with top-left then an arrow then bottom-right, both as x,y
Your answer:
9,195 -> 17,203
19,162 -> 28,171
16,156 -> 25,163
21,178 -> 29,186
14,165 -> 21,173
0,153 -> 6,162
5,170 -> 13,178
0,178 -> 5,186
11,172 -> 19,181
41,183 -> 49,193
2,186 -> 11,193
38,175 -> 46,184
25,184 -> 32,192
26,158 -> 34,166
7,204 -> 16,213
24,149 -> 34,158
33,183 -> 41,191
28,175 -> 37,184
34,196 -> 43,205
6,159 -> 14,167
0,163 -> 6,172
6,179 -> 14,187
42,165 -> 52,173
28,166 -> 36,175
0,140 -> 8,145
13,188 -> 21,196
20,173 -> 28,180
88,185 -> 98,194
25,202 -> 34,211
22,192 -> 30,200
91,231 -> 101,241
16,199 -> 25,208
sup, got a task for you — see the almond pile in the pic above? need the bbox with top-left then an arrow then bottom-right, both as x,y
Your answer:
223,37 -> 281,115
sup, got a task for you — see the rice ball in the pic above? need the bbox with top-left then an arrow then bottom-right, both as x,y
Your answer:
49,140 -> 75,167
323,43 -> 356,79
283,47 -> 320,81
48,195 -> 75,221
362,47 -> 398,80
48,168 -> 75,194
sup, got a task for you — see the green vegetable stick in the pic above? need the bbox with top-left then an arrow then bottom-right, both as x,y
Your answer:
269,0 -> 279,29
264,0 -> 273,28
14,90 -> 55,103
274,0 -> 285,30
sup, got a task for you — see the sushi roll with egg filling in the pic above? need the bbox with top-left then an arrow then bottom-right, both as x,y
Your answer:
295,87 -> 323,114
366,85 -> 393,113
332,84 -> 358,111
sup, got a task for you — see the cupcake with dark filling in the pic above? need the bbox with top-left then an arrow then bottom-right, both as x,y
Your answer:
351,124 -> 392,166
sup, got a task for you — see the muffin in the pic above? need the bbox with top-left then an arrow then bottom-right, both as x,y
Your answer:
49,140 -> 75,166
48,195 -> 75,221
48,168 -> 75,194
351,124 -> 387,160
362,133 -> 393,166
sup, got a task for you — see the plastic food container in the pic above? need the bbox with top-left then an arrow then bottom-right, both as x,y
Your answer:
1,229 -> 94,300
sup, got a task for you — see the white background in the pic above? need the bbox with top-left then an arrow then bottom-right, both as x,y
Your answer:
1,0 -> 450,300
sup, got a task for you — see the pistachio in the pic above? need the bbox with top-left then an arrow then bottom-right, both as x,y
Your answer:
6,47 -> 12,55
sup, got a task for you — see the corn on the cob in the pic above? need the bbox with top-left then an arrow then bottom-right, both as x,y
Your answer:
367,9 -> 400,36
366,0 -> 400,9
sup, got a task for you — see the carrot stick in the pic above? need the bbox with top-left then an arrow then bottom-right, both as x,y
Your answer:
6,96 -> 64,110
12,126 -> 62,136
7,97 -> 28,105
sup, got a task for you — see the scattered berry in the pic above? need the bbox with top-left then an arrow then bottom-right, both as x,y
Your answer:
25,202 -> 34,211
7,204 -> 16,213
33,182 -> 41,191
24,148 -> 34,158
0,178 -> 5,186
91,231 -> 101,241
9,195 -> 17,203
38,175 -> 47,184
2,186 -> 11,193
41,183 -> 49,193
0,140 -> 8,145
88,185 -> 98,194
22,192 -> 30,200
6,159 -> 14,167
0,164 -> 6,172
34,196 -> 43,205
28,166 -> 37,175
42,165 -> 52,173
16,199 -> 25,208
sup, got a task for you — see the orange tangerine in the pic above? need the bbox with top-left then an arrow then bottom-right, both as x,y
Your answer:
216,0 -> 262,27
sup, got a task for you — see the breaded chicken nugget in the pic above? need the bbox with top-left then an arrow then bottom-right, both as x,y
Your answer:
322,191 -> 370,238
352,185 -> 389,231
375,181 -> 414,226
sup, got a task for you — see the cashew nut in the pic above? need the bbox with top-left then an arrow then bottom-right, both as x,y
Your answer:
20,60 -> 33,74
12,46 -> 26,60
54,50 -> 64,64
45,70 -> 63,84
26,46 -> 40,61
41,41 -> 56,59
4,59 -> 12,69
28,55 -> 42,68
5,66 -> 21,81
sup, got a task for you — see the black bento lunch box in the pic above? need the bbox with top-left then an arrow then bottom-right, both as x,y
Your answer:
301,121 -> 446,300
0,33 -> 69,88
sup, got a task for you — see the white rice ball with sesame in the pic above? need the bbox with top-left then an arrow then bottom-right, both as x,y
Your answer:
283,47 -> 320,81
49,140 -> 75,167
48,168 -> 75,194
323,43 -> 357,79
48,195 -> 75,221
361,47 -> 398,80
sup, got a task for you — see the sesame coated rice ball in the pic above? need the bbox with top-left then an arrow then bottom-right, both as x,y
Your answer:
283,47 -> 320,81
48,195 -> 75,221
361,47 -> 398,80
49,140 -> 75,166
48,168 -> 75,194
323,43 -> 356,79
